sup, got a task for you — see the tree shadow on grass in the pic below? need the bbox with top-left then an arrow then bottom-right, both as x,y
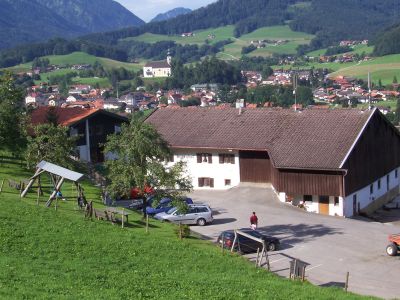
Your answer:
131,220 -> 160,228
257,223 -> 343,247
320,282 -> 345,288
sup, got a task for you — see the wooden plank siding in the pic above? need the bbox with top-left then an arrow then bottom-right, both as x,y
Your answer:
239,151 -> 271,183
343,112 -> 400,196
271,168 -> 344,197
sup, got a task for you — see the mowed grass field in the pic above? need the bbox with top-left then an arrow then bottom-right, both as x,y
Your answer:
329,54 -> 400,85
0,155 -> 369,299
6,52 -> 144,88
307,45 -> 374,57
7,52 -> 144,73
219,26 -> 314,59
122,25 -> 235,45
124,25 -> 314,59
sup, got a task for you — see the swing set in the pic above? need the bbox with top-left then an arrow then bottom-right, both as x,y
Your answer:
21,161 -> 86,209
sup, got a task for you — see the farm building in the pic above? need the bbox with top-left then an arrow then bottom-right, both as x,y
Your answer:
30,107 -> 128,163
146,107 -> 400,217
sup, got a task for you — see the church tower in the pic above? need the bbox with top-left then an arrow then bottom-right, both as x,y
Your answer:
167,50 -> 172,66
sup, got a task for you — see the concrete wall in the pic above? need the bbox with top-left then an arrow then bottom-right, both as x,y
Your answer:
279,194 -> 344,216
344,168 -> 400,217
170,149 -> 240,190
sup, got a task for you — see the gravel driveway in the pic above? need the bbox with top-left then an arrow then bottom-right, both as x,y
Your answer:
189,183 -> 400,299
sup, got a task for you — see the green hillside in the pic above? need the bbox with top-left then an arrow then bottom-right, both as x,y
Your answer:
0,155 -> 367,299
307,45 -> 374,57
123,25 -> 235,45
7,52 -> 143,73
329,54 -> 400,85
124,25 -> 314,60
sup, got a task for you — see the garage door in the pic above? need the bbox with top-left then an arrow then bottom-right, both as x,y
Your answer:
239,151 -> 271,183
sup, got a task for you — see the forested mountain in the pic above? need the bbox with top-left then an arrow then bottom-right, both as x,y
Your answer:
373,24 -> 400,56
150,7 -> 192,23
1,0 -> 399,67
291,0 -> 400,52
83,0 -> 399,48
0,0 -> 144,49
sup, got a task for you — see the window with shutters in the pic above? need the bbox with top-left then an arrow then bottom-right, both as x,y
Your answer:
198,177 -> 214,188
196,153 -> 212,164
219,154 -> 235,164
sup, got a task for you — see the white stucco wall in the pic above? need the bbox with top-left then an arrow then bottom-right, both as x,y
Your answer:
344,168 -> 400,217
277,194 -> 344,216
171,149 -> 240,190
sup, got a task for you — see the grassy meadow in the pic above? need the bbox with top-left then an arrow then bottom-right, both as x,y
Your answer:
6,52 -> 143,73
0,155 -> 369,299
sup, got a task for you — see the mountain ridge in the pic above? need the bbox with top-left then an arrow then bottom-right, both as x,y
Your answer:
150,7 -> 192,23
0,0 -> 145,49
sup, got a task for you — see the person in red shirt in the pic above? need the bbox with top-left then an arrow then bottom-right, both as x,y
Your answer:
250,212 -> 258,230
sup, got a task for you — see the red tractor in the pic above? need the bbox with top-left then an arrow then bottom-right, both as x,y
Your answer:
386,234 -> 400,256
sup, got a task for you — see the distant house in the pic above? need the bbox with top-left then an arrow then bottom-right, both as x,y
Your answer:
146,107 -> 400,217
25,93 -> 46,107
143,54 -> 172,78
190,84 -> 219,92
30,107 -> 128,163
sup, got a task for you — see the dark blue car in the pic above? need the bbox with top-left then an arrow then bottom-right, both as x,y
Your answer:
146,197 -> 193,215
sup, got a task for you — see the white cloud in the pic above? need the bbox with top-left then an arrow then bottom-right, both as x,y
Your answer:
115,0 -> 216,22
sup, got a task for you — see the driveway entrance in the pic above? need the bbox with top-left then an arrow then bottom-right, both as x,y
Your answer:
189,184 -> 400,299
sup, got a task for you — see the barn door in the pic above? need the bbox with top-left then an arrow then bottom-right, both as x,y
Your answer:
319,196 -> 330,215
239,151 -> 271,183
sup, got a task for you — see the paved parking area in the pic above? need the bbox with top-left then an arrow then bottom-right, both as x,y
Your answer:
189,184 -> 400,299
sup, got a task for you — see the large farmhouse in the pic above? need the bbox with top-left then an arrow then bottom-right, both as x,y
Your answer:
146,107 -> 400,217
30,107 -> 128,163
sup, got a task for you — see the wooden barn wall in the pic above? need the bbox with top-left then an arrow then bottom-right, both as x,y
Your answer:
272,168 -> 344,197
343,112 -> 400,196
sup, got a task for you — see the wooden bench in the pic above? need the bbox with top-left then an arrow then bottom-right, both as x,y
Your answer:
94,208 -> 116,224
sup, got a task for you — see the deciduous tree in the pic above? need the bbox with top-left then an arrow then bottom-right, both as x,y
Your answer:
104,116 -> 192,216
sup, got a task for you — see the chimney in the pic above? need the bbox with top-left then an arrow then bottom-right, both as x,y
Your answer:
238,106 -> 242,115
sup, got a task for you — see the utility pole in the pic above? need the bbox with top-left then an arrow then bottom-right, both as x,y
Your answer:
368,72 -> 371,110
293,71 -> 298,111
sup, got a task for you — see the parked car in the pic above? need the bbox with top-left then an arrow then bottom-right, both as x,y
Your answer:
154,204 -> 213,226
146,197 -> 193,216
217,229 -> 280,253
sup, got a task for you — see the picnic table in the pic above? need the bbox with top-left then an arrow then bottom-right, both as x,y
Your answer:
105,207 -> 131,228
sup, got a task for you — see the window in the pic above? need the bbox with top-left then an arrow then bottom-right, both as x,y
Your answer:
370,184 -> 373,194
303,195 -> 313,202
219,154 -> 235,164
395,169 -> 398,178
197,153 -> 212,164
225,179 -> 231,186
198,177 -> 214,188
334,197 -> 339,206
378,179 -> 381,189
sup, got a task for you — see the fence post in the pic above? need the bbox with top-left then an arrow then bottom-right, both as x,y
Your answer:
146,215 -> 149,233
0,179 -> 4,193
255,248 -> 260,267
344,272 -> 349,292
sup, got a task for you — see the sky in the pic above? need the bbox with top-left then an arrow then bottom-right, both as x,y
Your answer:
115,0 -> 216,22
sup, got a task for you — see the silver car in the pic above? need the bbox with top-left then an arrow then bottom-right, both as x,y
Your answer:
154,204 -> 213,226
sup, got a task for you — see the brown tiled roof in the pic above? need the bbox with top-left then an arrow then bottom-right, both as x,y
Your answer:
145,107 -> 375,170
144,60 -> 170,68
30,107 -> 128,127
